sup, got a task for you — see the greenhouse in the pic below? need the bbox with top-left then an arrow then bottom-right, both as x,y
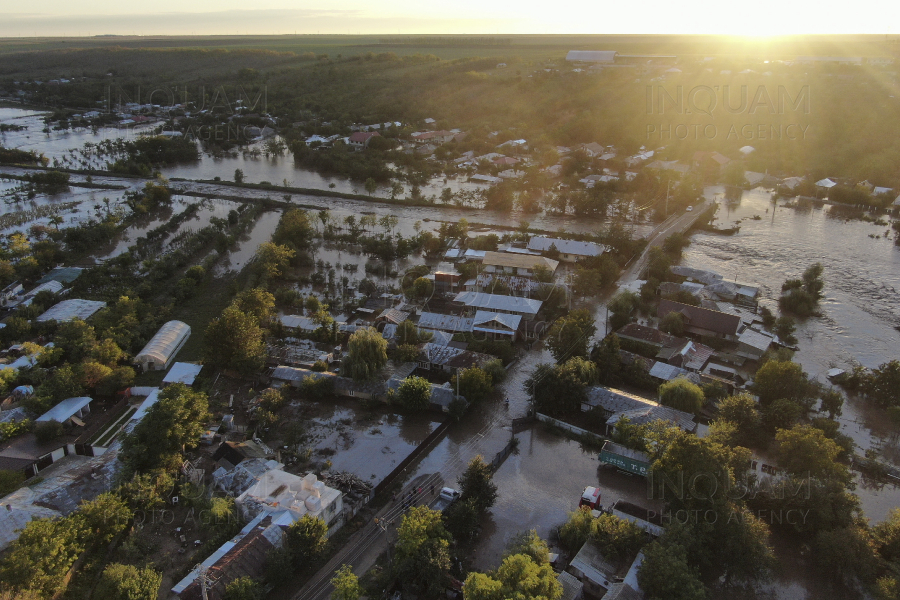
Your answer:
133,320 -> 191,372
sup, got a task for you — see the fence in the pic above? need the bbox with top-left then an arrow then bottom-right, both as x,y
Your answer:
370,418 -> 452,500
535,413 -> 607,445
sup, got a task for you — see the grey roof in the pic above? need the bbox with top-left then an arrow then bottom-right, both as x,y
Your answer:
527,236 -> 605,257
584,386 -> 656,414
163,362 -> 203,385
453,292 -> 542,316
669,266 -> 723,284
271,366 -> 335,383
569,540 -> 617,588
738,328 -> 774,352
472,311 -> 521,333
606,404 -> 696,432
36,266 -> 83,285
648,362 -> 687,381
36,397 -> 91,422
36,299 -> 106,322
280,315 -> 318,331
417,312 -> 474,333
377,308 -> 410,325
558,571 -> 584,600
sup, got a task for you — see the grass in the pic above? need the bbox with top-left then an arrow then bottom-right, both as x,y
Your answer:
89,405 -> 136,447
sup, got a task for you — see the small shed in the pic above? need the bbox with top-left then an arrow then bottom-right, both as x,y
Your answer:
134,321 -> 191,372
163,362 -> 203,386
36,397 -> 92,425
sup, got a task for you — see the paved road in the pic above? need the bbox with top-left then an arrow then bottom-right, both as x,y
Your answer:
621,199 -> 714,285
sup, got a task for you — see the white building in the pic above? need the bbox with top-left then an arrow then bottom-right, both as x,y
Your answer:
133,320 -> 191,372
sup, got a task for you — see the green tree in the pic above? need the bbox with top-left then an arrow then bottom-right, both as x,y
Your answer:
95,563 -> 162,600
503,530 -> 551,565
775,424 -> 851,484
866,360 -> 900,407
820,388 -> 844,418
364,178 -> 377,196
524,362 -> 588,416
234,169 -> 245,183
394,375 -> 432,410
330,565 -> 362,600
204,306 -> 267,375
285,514 -> 328,568
813,524 -> 877,586
395,506 -> 452,598
591,513 -> 647,562
0,516 -> 86,597
773,316 -> 798,346
659,311 -> 685,336
255,242 -> 296,279
592,333 -> 622,386
442,497 -> 480,542
607,291 -> 639,330
273,208 -> 316,250
34,420 -> 64,443
716,393 -> 762,446
54,318 -> 97,361
232,288 -> 276,323
396,319 -> 431,345
546,309 -> 597,362
411,276 -> 433,300
559,508 -> 594,553
452,368 -> 493,403
637,541 -> 706,600
463,553 -> 562,600
79,493 -> 131,544
120,384 -> 210,474
458,455 -> 498,513
752,360 -> 812,407
342,327 -> 388,381
658,378 -> 705,414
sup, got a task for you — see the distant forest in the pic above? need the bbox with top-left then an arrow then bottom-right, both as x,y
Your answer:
2,35 -> 900,186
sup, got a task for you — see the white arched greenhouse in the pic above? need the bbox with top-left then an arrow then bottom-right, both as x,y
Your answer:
134,320 -> 191,372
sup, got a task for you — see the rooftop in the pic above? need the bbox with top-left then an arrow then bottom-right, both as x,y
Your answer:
36,299 -> 106,322
482,251 -> 559,273
527,236 -> 605,257
36,397 -> 92,423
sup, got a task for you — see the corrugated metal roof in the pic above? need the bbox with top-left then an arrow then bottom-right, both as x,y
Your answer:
527,236 -> 605,257
453,292 -> 542,316
483,251 -> 559,272
36,299 -> 106,322
36,396 -> 92,422
417,312 -> 474,333
472,311 -> 521,332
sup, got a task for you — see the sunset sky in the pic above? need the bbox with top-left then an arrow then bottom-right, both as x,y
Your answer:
0,0 -> 894,37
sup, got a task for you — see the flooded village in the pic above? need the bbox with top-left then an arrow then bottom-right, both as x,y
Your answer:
1,46 -> 900,600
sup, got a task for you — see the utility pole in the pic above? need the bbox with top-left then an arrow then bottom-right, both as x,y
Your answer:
665,179 -> 671,218
374,518 -> 392,569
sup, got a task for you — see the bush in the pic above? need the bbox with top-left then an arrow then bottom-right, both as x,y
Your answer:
33,420 -> 64,443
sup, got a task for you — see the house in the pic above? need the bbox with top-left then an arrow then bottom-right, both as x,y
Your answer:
527,236 -> 605,262
375,308 -> 410,326
35,299 -> 106,322
815,178 -> 837,189
415,342 -> 494,375
36,396 -> 92,425
452,292 -> 542,320
736,328 -> 774,361
0,281 -> 23,307
472,311 -> 521,340
582,385 -> 696,433
416,312 -> 474,334
173,513 -> 280,600
236,470 -> 343,530
558,571 -> 584,600
411,130 -> 456,144
133,320 -> 191,372
657,299 -> 742,341
482,251 -> 559,278
213,440 -> 273,470
614,323 -> 688,354
431,266 -> 462,294
348,131 -> 380,150
470,174 -> 502,184
581,142 -> 605,157
567,540 -> 621,597
279,315 -> 318,333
